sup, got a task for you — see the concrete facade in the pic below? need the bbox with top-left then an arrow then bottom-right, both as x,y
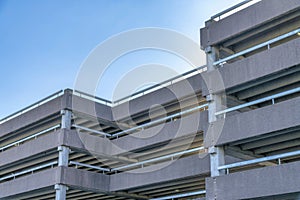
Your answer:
1,0 -> 300,199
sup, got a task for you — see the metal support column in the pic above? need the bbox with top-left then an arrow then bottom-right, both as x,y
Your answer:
207,93 -> 223,122
209,146 -> 225,177
205,46 -> 219,69
55,184 -> 68,200
59,109 -> 71,167
55,109 -> 72,200
61,109 -> 72,129
206,46 -> 225,179
58,146 -> 70,167
55,145 -> 70,200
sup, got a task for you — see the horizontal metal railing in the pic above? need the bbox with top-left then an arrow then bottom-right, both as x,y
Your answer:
215,87 -> 300,116
214,28 -> 300,66
0,125 -> 60,152
111,147 -> 205,172
72,124 -> 111,137
72,103 -> 208,138
67,147 -> 205,173
211,0 -> 259,21
1,65 -> 206,125
150,190 -> 206,200
218,149 -> 300,172
0,90 -> 64,125
72,65 -> 206,106
0,161 -> 57,182
3,30 -> 297,130
112,65 -> 206,105
73,90 -> 113,106
69,161 -> 110,172
111,103 -> 208,138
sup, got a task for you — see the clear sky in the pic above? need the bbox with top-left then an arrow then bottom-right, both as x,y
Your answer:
0,0 -> 243,119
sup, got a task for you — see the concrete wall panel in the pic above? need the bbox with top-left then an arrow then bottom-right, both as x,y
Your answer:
63,129 -> 112,155
214,96 -> 300,146
71,95 -> 112,121
201,0 -> 300,48
202,37 -> 300,96
0,130 -> 63,169
111,111 -> 208,155
112,74 -> 203,121
206,161 -> 300,200
59,166 -> 109,192
110,154 -> 210,191
0,168 -> 57,198
66,111 -> 208,156
0,97 -> 62,138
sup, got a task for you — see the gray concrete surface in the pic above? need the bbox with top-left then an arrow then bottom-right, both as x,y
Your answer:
213,96 -> 300,146
206,160 -> 300,200
200,0 -> 300,49
202,37 -> 300,96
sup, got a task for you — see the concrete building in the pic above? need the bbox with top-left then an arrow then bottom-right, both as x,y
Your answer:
1,0 -> 300,199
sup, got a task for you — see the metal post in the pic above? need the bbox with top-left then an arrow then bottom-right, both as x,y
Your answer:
61,110 -> 72,129
55,184 -> 68,200
56,146 -> 70,200
55,110 -> 71,200
207,94 -> 223,122
205,46 -> 219,70
59,109 -> 71,166
209,146 -> 225,177
206,46 -> 226,179
58,146 -> 69,166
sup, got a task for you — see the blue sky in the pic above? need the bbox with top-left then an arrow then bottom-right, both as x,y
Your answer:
0,0 -> 243,119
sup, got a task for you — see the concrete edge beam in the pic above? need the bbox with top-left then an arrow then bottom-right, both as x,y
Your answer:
200,0 -> 300,48
0,130 -> 63,169
202,37 -> 300,96
0,168 -> 57,198
109,154 -> 210,191
70,95 -> 113,121
206,160 -> 300,200
63,129 -> 112,155
58,166 -> 109,192
112,73 -> 204,121
111,111 -> 208,155
64,111 -> 208,157
213,96 -> 300,146
0,97 -> 63,138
